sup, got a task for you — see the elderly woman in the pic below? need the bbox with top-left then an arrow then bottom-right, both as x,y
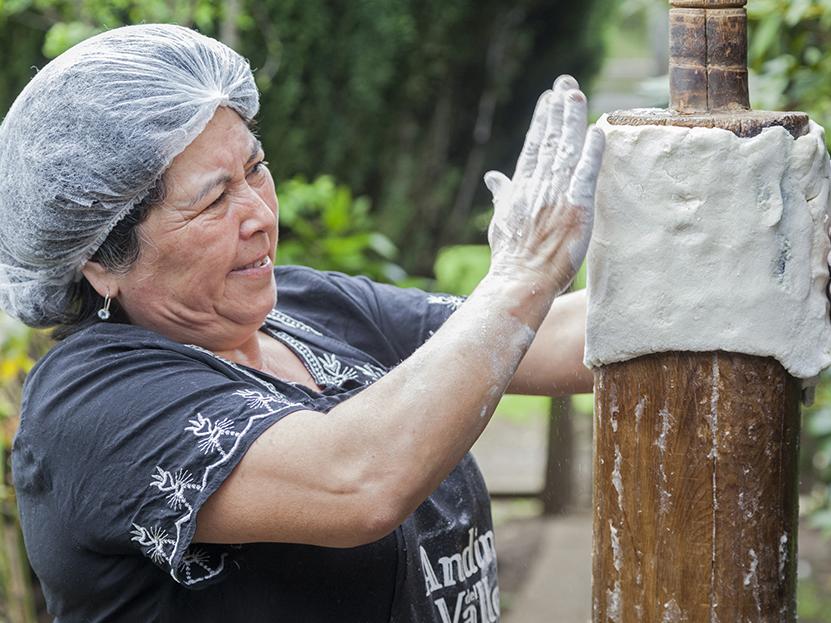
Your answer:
0,24 -> 603,623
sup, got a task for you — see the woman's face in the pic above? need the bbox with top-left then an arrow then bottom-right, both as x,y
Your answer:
106,107 -> 279,350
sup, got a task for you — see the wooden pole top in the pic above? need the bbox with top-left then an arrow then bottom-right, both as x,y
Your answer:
671,0 -> 746,7
668,0 -> 749,113
607,0 -> 808,138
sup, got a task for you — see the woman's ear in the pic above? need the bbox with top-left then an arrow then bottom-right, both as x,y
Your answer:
81,260 -> 120,299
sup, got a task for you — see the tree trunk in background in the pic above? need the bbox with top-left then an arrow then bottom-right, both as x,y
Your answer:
220,0 -> 240,50
444,7 -> 524,249
542,396 -> 574,516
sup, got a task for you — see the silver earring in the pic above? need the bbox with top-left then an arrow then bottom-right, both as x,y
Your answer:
98,292 -> 112,321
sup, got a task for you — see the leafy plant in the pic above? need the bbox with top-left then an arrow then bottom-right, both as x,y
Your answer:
747,0 -> 831,142
275,175 -> 406,284
0,0 -> 613,276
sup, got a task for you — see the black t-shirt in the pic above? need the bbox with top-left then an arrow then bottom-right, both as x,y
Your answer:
12,266 -> 500,623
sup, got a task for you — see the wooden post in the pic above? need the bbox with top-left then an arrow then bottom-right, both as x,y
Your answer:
591,2 -> 807,620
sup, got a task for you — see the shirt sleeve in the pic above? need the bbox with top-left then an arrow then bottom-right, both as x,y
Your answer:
275,266 -> 467,364
351,277 -> 467,360
18,330 -> 310,590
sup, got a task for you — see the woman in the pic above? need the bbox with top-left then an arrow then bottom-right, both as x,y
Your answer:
0,24 -> 603,623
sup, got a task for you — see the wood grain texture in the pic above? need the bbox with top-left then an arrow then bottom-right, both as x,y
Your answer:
592,352 -> 800,622
605,109 -> 809,139
668,2 -> 749,112
671,1 -> 747,8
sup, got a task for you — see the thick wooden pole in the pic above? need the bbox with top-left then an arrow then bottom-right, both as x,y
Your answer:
591,1 -> 806,620
592,353 -> 800,621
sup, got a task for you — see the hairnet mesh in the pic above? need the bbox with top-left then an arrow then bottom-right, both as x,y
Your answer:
0,24 -> 259,327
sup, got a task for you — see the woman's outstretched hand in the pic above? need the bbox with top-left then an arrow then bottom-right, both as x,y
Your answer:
484,75 -> 605,295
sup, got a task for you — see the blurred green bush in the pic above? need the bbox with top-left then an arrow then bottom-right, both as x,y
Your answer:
0,0 -> 612,276
748,0 -> 831,143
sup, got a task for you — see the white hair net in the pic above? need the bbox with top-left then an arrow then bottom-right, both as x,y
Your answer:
0,24 -> 259,327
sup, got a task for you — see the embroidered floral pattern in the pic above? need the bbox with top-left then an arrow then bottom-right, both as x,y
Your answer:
318,352 -> 360,385
131,524 -> 176,565
177,547 -> 227,585
236,388 -> 297,410
273,329 -> 384,388
356,363 -> 386,382
132,388 -> 303,586
133,308 -> 393,586
151,467 -> 201,511
185,414 -> 240,458
427,294 -> 466,311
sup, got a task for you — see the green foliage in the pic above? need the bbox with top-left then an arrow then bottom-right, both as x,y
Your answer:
798,575 -> 831,622
275,175 -> 405,284
748,0 -> 831,141
804,376 -> 831,536
0,316 -> 48,623
0,317 -> 35,421
0,0 -> 614,275
433,245 -> 491,295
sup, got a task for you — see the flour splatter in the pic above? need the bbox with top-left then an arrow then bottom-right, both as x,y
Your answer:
656,405 -> 672,514
612,445 -> 625,513
778,532 -> 789,583
709,354 -> 720,623
662,598 -> 682,623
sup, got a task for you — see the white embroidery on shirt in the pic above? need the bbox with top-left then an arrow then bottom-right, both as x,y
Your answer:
236,388 -> 298,410
151,468 -> 202,512
132,388 -> 304,587
130,524 -> 176,565
272,331 -> 381,388
426,294 -> 466,310
185,414 -> 240,458
268,309 -> 323,335
178,547 -> 227,585
355,363 -> 386,381
319,352 -> 359,385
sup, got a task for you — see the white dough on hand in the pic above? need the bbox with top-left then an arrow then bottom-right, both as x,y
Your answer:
484,75 -> 606,293
566,126 -> 606,211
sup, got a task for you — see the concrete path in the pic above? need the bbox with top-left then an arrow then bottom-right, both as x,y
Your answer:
502,515 -> 593,623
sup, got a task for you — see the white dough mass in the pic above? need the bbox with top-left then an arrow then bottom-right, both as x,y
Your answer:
585,115 -> 831,379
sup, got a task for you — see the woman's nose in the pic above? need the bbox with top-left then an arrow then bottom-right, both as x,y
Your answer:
239,187 -> 277,239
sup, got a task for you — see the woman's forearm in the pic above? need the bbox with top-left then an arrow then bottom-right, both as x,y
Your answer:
507,288 -> 594,396
326,271 -> 555,529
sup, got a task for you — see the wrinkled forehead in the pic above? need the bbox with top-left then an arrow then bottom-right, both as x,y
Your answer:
161,108 -> 263,201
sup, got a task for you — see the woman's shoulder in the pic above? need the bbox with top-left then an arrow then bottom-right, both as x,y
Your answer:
20,322 -> 233,431
29,322 -> 199,382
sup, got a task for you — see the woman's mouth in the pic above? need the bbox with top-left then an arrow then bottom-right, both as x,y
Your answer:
232,254 -> 272,273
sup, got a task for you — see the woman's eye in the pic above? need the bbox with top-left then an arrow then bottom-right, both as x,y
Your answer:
249,160 -> 269,177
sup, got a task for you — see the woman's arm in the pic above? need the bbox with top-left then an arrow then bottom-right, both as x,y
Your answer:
507,288 -> 594,396
193,78 -> 605,548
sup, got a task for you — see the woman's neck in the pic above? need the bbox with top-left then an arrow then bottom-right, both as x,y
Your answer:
217,331 -> 321,391
214,331 -> 266,370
